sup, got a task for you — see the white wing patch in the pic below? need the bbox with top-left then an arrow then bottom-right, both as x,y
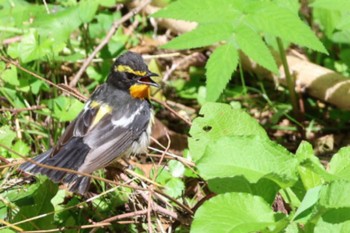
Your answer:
112,107 -> 142,127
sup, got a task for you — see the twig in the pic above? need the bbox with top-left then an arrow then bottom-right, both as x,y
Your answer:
0,57 -> 87,102
0,106 -> 45,113
151,97 -> 192,126
69,0 -> 152,87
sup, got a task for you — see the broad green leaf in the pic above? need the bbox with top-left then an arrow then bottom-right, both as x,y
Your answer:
208,177 -> 279,204
235,24 -> 278,73
191,193 -> 276,233
246,2 -> 327,54
329,147 -> 350,180
198,136 -> 298,188
311,0 -> 350,11
314,218 -> 350,233
162,24 -> 233,50
319,180 -> 350,208
189,103 -> 267,161
205,43 -> 238,101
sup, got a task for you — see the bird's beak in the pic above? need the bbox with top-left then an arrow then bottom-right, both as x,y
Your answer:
137,71 -> 159,87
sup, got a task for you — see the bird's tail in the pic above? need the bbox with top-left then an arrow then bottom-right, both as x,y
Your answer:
19,137 -> 91,194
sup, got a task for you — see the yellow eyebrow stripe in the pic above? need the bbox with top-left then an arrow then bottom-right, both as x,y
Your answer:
115,65 -> 147,76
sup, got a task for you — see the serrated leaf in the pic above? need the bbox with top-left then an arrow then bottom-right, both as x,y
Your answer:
189,103 -> 267,161
191,193 -> 276,233
162,24 -> 234,50
205,43 -> 238,101
152,0 -> 244,23
314,218 -> 350,233
197,136 -> 298,188
235,24 -> 278,73
246,2 -> 327,54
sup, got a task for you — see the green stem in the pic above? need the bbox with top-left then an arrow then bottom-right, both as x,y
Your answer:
276,38 -> 300,121
238,59 -> 247,94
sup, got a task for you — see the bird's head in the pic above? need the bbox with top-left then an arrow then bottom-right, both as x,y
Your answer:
108,51 -> 159,99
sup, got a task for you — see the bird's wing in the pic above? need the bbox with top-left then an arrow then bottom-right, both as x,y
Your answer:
77,100 -> 151,173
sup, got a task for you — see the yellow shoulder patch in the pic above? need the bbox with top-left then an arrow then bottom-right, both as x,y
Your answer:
130,84 -> 150,99
90,103 -> 112,128
115,65 -> 147,77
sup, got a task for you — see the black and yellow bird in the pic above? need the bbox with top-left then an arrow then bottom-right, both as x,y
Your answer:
20,51 -> 158,194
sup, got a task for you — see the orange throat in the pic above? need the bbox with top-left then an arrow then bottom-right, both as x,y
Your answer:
130,84 -> 150,99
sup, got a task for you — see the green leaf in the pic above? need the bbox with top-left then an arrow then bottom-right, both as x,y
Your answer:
329,147 -> 350,180
13,176 -> 58,230
246,2 -> 327,54
168,160 -> 185,178
319,180 -> 350,208
164,178 -> 185,198
162,24 -> 234,50
0,64 -> 19,86
0,126 -> 16,148
311,0 -> 350,11
293,186 -> 321,221
11,141 -> 31,158
191,193 -> 276,233
189,103 -> 267,161
205,43 -> 238,101
197,136 -> 298,188
314,218 -> 350,233
235,24 -> 278,73
152,0 -> 244,23
50,96 -> 84,122
208,177 -> 279,204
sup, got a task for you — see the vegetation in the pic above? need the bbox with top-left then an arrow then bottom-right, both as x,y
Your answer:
1,0 -> 350,232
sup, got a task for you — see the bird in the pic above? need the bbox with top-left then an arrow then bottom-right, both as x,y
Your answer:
19,51 -> 159,195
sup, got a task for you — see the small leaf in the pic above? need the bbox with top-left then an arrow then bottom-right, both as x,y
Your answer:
0,64 -> 19,86
205,43 -> 238,101
191,193 -> 276,233
168,160 -> 185,178
11,141 -> 31,158
165,178 -> 185,198
0,126 -> 16,148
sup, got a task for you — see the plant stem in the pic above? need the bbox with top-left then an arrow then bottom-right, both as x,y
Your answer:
276,38 -> 300,121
